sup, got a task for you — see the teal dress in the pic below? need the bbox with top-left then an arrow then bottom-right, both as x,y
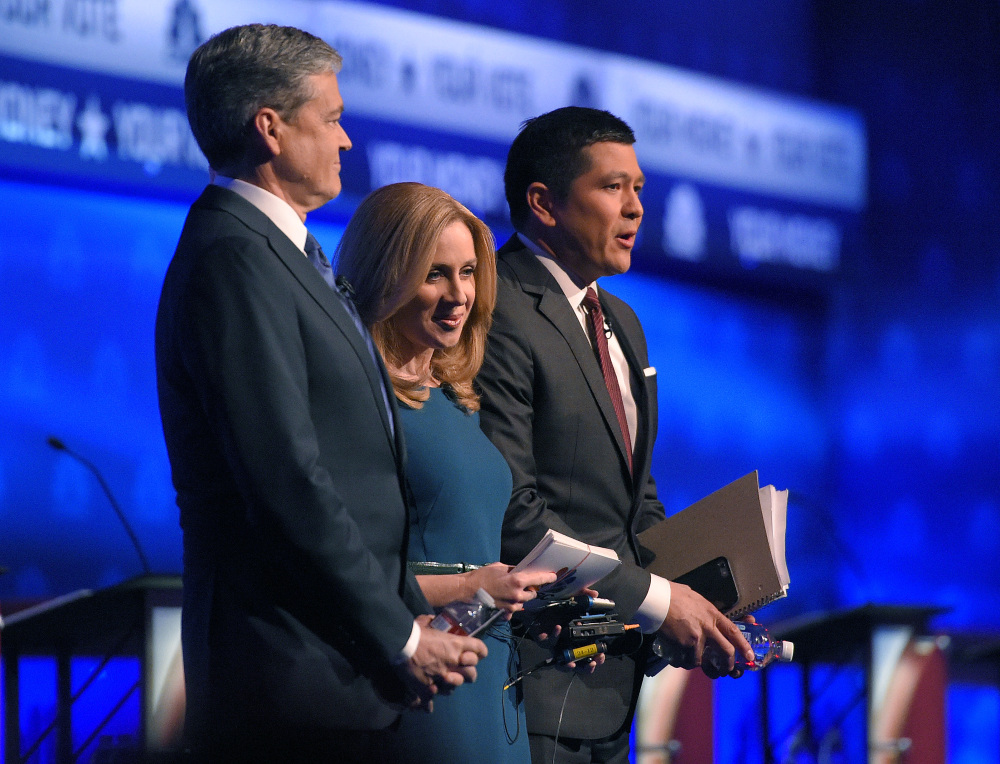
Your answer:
388,386 -> 530,763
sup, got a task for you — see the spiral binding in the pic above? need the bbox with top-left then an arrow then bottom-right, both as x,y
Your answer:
730,591 -> 784,620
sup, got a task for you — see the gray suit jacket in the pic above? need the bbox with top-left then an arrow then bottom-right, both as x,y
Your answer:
478,236 -> 666,740
155,185 -> 429,756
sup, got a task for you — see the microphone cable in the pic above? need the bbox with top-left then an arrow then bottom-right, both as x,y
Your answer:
47,435 -> 152,575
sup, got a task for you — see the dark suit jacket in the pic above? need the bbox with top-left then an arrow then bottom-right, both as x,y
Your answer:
155,185 -> 429,756
477,237 -> 666,740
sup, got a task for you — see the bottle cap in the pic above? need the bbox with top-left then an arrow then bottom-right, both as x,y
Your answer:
778,640 -> 794,662
475,587 -> 496,608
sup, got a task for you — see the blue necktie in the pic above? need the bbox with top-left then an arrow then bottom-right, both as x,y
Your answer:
304,231 -> 395,437
304,232 -> 335,288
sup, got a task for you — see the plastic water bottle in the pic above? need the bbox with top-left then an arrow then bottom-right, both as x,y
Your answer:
705,621 -> 793,677
429,588 -> 497,636
732,621 -> 794,676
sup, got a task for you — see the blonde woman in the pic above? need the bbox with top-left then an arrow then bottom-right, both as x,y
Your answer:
337,182 -> 555,762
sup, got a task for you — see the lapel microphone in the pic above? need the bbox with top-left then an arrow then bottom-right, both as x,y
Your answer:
335,274 -> 356,299
597,296 -> 613,339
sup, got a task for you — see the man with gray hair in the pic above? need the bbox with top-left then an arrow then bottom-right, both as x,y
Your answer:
155,24 -> 486,761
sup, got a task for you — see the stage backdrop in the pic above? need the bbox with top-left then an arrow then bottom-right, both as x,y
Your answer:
1,1 -> 998,762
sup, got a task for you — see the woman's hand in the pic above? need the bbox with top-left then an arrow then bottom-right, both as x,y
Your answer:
468,562 -> 557,616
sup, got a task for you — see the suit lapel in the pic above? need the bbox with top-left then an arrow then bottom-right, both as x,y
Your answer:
290,251 -> 399,454
500,240 -> 632,474
200,186 -> 399,453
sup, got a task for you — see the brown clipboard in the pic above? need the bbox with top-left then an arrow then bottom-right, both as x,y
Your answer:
638,471 -> 788,618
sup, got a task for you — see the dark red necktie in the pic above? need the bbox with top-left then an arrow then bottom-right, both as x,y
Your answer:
583,287 -> 632,473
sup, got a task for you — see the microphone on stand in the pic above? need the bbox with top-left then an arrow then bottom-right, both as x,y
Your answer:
46,435 -> 152,576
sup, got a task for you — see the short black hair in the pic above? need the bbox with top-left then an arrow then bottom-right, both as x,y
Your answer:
504,107 -> 636,228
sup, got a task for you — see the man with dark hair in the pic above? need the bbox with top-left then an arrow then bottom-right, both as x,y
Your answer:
156,23 -> 486,761
478,106 -> 753,763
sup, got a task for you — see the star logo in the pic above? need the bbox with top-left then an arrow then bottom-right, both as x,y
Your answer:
569,75 -> 599,109
77,96 -> 110,161
662,183 -> 707,262
167,0 -> 203,63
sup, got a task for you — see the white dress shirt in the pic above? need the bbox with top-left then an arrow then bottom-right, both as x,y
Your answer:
215,177 -> 309,253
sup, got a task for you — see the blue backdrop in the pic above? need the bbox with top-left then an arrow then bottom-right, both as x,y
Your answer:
1,0 -> 998,762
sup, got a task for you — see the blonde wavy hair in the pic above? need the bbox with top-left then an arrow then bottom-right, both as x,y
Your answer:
335,182 -> 497,412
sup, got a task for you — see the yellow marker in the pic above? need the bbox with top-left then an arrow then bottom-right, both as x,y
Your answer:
567,643 -> 600,662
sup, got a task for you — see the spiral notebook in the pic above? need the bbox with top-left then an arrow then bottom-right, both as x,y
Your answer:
637,471 -> 789,619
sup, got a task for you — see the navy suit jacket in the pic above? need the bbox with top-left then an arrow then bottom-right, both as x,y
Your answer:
155,185 -> 429,754
478,237 -> 666,740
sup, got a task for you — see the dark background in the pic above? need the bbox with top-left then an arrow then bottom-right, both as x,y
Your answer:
1,1 -> 997,761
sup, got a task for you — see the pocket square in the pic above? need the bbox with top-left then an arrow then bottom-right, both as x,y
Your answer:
644,367 -> 657,377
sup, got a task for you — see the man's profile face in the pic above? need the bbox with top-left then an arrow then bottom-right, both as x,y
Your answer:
271,70 -> 352,216
546,141 -> 644,286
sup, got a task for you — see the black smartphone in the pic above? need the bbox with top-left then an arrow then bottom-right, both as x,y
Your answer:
675,556 -> 739,613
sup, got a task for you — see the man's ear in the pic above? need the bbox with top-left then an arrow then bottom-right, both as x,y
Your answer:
252,107 -> 283,158
526,182 -> 558,228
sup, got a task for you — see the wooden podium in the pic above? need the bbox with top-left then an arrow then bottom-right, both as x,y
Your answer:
2,575 -> 184,763
769,604 -> 948,764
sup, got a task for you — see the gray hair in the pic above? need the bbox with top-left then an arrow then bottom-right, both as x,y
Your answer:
185,24 -> 343,175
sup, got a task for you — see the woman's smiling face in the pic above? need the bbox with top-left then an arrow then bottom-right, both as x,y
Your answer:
394,221 -> 478,357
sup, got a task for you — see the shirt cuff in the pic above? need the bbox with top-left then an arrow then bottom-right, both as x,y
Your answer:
633,573 -> 673,633
394,620 -> 422,665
